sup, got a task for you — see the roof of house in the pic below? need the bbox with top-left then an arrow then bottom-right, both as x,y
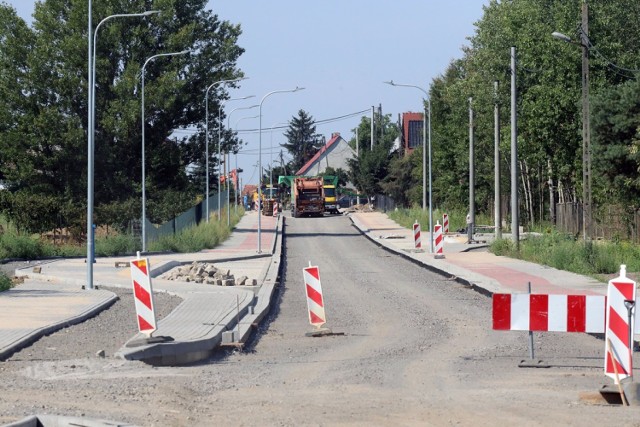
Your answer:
295,134 -> 343,176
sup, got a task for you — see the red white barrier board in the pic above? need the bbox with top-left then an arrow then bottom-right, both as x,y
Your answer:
303,265 -> 326,328
492,293 -> 605,333
443,213 -> 449,234
604,266 -> 636,382
130,257 -> 157,336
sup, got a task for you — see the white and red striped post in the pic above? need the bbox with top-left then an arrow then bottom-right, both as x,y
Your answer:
273,202 -> 278,217
434,220 -> 444,258
443,213 -> 449,234
303,264 -> 326,329
413,220 -> 421,249
130,255 -> 157,337
605,265 -> 636,383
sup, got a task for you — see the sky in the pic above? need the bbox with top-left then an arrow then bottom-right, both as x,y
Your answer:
8,0 -> 489,186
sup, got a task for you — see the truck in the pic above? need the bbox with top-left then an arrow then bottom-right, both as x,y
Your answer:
292,176 -> 325,218
322,176 -> 339,214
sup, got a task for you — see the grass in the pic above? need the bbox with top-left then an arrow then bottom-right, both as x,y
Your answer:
490,231 -> 640,279
388,207 -> 493,233
0,207 -> 246,261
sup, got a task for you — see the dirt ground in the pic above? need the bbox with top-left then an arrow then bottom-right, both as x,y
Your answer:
1,219 -> 640,426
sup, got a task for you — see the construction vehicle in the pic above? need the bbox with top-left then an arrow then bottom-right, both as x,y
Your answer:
292,176 -> 325,217
322,175 -> 339,214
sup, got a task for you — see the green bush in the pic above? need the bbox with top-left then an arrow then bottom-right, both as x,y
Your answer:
0,272 -> 11,292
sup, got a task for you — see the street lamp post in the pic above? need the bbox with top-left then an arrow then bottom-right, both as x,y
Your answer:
258,87 -> 305,253
270,121 -> 289,194
87,9 -> 159,290
232,114 -> 260,214
141,49 -> 190,252
383,80 -> 433,253
226,104 -> 259,225
552,1 -> 590,240
217,96 -> 255,222
205,77 -> 247,223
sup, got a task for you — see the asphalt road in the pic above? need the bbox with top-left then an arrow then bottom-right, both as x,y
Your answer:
0,213 -> 638,426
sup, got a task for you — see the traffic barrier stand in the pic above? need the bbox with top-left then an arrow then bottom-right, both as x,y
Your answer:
493,283 -> 606,368
302,263 -> 343,338
434,220 -> 444,259
126,252 -> 173,347
413,220 -> 421,249
443,213 -> 449,234
604,265 -> 635,385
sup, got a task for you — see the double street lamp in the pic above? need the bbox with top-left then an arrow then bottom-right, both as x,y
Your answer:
141,49 -> 190,252
205,77 -> 247,222
258,87 -> 305,253
384,80 -> 433,253
226,105 -> 259,224
87,9 -> 159,289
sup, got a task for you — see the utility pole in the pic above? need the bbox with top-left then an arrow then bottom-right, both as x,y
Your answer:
468,97 -> 475,244
511,46 -> 520,248
494,81 -> 502,240
581,0 -> 591,239
371,106 -> 374,150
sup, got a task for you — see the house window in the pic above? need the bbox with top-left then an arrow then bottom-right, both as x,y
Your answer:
408,120 -> 423,149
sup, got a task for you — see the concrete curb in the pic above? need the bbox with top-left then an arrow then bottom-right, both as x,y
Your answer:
348,214 -> 494,298
0,290 -> 118,361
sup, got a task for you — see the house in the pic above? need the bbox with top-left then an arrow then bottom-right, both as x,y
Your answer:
401,112 -> 424,155
295,132 -> 356,179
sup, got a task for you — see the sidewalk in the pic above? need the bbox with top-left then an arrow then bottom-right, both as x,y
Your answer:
0,210 -> 281,364
348,211 -> 607,297
0,209 -> 610,365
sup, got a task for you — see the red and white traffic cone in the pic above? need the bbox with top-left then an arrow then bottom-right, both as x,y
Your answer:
413,220 -> 422,249
434,221 -> 444,259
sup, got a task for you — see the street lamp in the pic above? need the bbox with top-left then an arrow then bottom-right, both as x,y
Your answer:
205,77 -> 247,223
141,49 -> 190,252
87,9 -> 159,290
226,105 -> 259,224
258,87 -> 305,253
384,80 -> 433,253
233,114 -> 260,214
552,2 -> 591,240
218,96 -> 255,222
270,121 -> 289,193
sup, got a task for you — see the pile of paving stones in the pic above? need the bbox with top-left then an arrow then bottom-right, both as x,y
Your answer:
159,261 -> 257,286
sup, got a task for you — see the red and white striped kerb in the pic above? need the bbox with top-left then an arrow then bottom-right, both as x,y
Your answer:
605,267 -> 636,382
443,213 -> 449,234
303,265 -> 326,328
492,293 -> 605,333
130,258 -> 157,336
434,222 -> 444,256
413,221 -> 421,249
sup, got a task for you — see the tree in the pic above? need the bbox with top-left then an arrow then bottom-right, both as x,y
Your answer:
282,110 -> 319,173
0,0 -> 244,232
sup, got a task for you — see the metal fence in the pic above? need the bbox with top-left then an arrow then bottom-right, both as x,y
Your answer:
555,202 -> 640,242
136,192 -> 226,243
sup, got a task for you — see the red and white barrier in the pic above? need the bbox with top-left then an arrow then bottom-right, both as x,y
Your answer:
273,202 -> 278,217
493,293 -> 606,333
605,265 -> 636,382
413,221 -> 422,249
443,213 -> 449,234
303,264 -> 326,328
434,221 -> 444,258
130,257 -> 157,336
